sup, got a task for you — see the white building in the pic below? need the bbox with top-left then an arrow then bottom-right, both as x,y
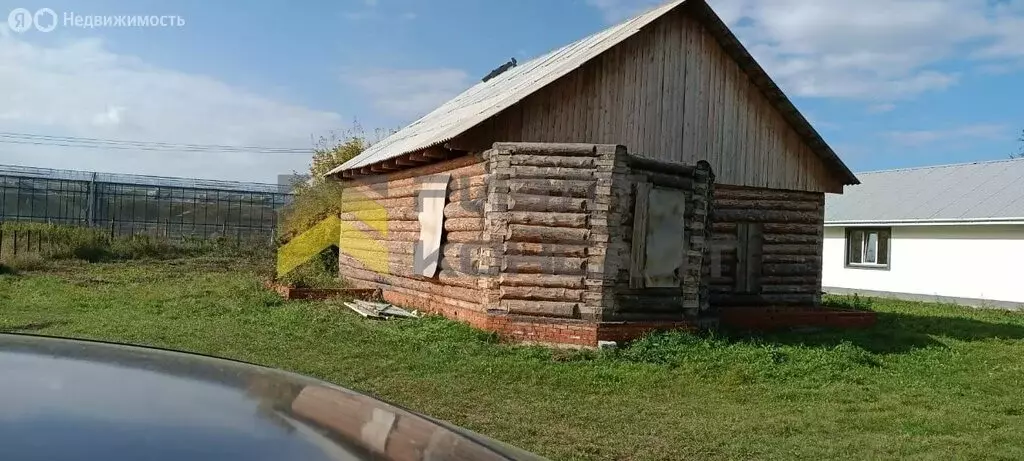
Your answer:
822,159 -> 1024,309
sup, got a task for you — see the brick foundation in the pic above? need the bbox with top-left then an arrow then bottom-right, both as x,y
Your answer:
376,290 -> 876,347
380,289 -> 700,347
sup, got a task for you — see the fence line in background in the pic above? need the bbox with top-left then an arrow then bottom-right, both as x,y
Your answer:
0,164 -> 294,245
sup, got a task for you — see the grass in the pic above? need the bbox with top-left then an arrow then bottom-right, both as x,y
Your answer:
2,260 -> 1024,460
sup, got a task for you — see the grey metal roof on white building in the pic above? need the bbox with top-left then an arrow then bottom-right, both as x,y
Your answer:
825,158 -> 1024,225
327,0 -> 857,184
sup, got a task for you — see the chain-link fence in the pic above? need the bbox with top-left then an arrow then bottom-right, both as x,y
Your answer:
0,164 -> 293,244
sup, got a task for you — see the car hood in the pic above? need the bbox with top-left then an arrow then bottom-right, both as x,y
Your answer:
0,333 -> 546,461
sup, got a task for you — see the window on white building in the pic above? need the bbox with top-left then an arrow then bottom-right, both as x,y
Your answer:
845,228 -> 890,269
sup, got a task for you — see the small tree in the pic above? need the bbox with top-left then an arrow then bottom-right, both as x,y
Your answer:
278,122 -> 395,242
1012,129 -> 1024,159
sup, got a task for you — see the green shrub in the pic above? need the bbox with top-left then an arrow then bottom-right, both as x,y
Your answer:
823,293 -> 873,311
0,253 -> 48,272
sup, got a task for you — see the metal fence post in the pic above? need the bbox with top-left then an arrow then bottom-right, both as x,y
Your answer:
86,172 -> 97,227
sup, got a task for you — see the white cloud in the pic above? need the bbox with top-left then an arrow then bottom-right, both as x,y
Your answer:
0,36 -> 342,182
886,123 -> 1008,147
586,0 -> 1024,102
867,103 -> 896,114
341,67 -> 471,120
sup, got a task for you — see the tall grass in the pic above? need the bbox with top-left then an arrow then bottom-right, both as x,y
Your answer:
0,222 -> 272,267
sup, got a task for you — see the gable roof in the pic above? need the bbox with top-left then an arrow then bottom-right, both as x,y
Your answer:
328,0 -> 858,185
825,158 -> 1024,226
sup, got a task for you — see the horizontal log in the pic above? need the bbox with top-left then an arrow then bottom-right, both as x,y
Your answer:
715,199 -> 820,211
448,185 -> 487,202
437,269 -> 480,289
339,250 -> 410,268
708,255 -> 821,273
713,210 -> 822,224
508,179 -> 595,198
500,299 -> 578,318
444,200 -> 484,218
712,222 -> 821,236
762,244 -> 821,256
713,186 -> 822,202
439,256 -> 480,273
508,211 -> 588,228
499,286 -> 585,302
338,220 -> 420,233
507,194 -> 588,212
339,208 -> 417,222
443,243 -> 485,259
506,224 -> 589,243
511,166 -> 594,180
340,238 -> 414,255
340,230 -> 419,242
762,234 -> 820,244
503,242 -> 588,257
344,273 -> 482,310
493,142 -> 600,156
445,218 -> 484,232
510,154 -> 595,169
712,275 -> 820,285
764,223 -> 822,235
498,273 -> 584,289
762,263 -> 818,276
341,174 -> 486,203
341,196 -> 416,212
502,255 -> 586,275
344,156 -> 484,188
340,261 -> 482,305
446,231 -> 484,243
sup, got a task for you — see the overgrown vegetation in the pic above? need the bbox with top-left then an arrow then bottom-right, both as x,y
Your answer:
278,123 -> 392,242
0,222 -> 270,269
4,260 -> 1024,460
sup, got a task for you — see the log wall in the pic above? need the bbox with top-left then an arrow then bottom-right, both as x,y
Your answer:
337,155 -> 488,313
707,184 -> 825,308
604,157 -> 714,321
481,143 -> 621,321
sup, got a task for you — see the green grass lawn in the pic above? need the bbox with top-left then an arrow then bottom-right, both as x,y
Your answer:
2,259 -> 1024,460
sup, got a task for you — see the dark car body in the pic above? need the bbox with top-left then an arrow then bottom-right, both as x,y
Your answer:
0,334 -> 546,461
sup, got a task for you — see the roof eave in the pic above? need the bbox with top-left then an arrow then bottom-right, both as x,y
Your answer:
825,218 -> 1024,227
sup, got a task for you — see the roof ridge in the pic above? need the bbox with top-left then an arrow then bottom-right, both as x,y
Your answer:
857,157 -> 1024,175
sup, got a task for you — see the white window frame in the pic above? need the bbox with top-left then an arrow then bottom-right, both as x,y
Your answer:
845,227 -> 891,270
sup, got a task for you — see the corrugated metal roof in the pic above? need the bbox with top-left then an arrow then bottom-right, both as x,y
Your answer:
329,0 -> 857,186
825,158 -> 1024,224
330,0 -> 684,174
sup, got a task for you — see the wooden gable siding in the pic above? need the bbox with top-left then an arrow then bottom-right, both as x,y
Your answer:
451,9 -> 842,193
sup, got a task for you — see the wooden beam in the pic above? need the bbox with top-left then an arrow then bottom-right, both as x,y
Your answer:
395,157 -> 418,166
409,152 -> 432,162
422,147 -> 448,159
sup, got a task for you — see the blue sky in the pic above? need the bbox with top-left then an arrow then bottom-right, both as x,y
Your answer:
1,0 -> 1022,183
